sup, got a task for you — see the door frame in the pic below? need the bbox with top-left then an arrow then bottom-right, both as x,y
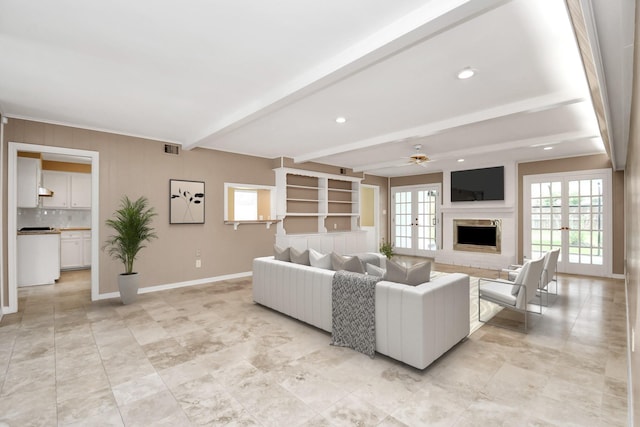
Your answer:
7,142 -> 100,314
391,183 -> 441,257
523,169 -> 612,277
360,184 -> 380,253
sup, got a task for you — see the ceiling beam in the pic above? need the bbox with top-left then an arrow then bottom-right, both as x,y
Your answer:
565,0 -> 616,169
183,0 -> 512,150
351,130 -> 601,172
296,93 -> 588,164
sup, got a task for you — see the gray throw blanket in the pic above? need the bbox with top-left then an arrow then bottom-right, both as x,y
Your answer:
330,271 -> 381,358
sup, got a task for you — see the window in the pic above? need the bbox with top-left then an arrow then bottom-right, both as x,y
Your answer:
234,189 -> 258,220
224,183 -> 276,222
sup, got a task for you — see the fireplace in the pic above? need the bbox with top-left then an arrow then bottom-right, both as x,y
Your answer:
453,219 -> 501,254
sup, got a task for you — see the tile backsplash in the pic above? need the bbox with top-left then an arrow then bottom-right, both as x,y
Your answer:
18,208 -> 91,229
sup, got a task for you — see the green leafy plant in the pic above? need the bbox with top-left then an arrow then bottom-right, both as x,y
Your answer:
103,196 -> 158,275
379,238 -> 395,259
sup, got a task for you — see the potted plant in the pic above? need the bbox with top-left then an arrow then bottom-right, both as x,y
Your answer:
103,195 -> 157,304
379,238 -> 395,260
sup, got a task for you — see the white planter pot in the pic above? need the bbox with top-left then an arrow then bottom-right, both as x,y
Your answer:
118,272 -> 139,304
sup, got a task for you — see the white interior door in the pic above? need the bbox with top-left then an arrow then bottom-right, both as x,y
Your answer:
392,185 -> 440,257
523,170 -> 611,277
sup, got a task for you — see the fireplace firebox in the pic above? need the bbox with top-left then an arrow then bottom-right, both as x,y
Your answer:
453,219 -> 501,254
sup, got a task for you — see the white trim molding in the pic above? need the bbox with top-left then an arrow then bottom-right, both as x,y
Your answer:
94,271 -> 253,301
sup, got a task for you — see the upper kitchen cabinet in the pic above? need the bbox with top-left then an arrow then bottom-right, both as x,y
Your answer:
41,171 -> 69,208
70,173 -> 91,208
17,157 -> 40,208
42,171 -> 91,209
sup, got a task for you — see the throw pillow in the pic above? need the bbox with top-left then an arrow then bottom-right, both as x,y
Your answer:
274,245 -> 290,262
405,261 -> 431,286
385,259 -> 431,286
309,248 -> 332,270
366,263 -> 386,278
330,252 -> 365,274
290,248 -> 310,266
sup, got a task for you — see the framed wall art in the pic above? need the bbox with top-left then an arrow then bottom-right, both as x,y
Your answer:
170,179 -> 205,224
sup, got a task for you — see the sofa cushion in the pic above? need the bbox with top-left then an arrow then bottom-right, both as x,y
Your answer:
309,248 -> 332,270
366,263 -> 386,278
274,245 -> 290,262
385,259 -> 431,286
331,252 -> 365,274
290,248 -> 310,266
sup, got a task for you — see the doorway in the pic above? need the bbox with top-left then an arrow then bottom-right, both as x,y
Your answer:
391,184 -> 441,258
7,143 -> 100,314
523,169 -> 611,277
360,184 -> 380,252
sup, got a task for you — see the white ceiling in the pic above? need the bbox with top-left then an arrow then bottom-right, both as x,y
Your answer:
0,0 -> 634,176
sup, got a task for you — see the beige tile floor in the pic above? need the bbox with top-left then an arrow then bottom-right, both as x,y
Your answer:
0,263 -> 628,426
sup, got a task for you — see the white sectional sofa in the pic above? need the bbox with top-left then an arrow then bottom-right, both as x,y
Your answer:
252,256 -> 470,370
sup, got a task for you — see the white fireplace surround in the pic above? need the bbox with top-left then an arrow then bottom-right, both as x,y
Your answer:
453,219 -> 502,254
436,162 -> 517,270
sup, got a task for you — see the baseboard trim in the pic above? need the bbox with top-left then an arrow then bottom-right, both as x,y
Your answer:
612,273 -> 625,280
95,271 -> 253,301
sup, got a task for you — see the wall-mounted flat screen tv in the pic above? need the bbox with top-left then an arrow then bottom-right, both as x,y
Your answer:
451,166 -> 504,202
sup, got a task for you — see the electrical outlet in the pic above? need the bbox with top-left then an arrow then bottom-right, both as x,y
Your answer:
195,249 -> 201,257
333,223 -> 337,229
195,259 -> 201,268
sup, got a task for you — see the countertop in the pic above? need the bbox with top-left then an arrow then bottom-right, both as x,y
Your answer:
17,230 -> 61,235
17,227 -> 90,235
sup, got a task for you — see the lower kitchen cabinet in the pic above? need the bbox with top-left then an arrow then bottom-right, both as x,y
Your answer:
61,230 -> 91,270
17,233 -> 61,286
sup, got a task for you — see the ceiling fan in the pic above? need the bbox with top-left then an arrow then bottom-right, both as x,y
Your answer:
351,142 -> 434,172
407,144 -> 430,167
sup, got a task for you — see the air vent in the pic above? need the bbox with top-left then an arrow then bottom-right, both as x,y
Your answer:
164,144 -> 180,155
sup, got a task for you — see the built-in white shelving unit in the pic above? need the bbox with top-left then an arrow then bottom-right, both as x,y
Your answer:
275,167 -> 361,236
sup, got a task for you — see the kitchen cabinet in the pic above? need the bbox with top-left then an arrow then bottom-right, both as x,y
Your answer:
17,232 -> 61,286
41,171 -> 69,208
42,171 -> 91,209
61,230 -> 91,269
71,174 -> 91,208
17,157 -> 40,208
82,231 -> 92,266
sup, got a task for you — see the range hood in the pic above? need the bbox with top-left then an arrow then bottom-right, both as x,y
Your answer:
38,187 -> 54,197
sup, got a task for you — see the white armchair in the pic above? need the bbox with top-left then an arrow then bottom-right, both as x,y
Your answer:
478,256 -> 545,332
501,248 -> 560,306
540,248 -> 560,302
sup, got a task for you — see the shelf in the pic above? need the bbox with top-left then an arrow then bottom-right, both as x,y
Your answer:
287,184 -> 318,190
328,200 -> 356,204
326,213 -> 359,217
327,188 -> 356,193
224,220 -> 280,231
287,198 -> 319,203
284,212 -> 321,217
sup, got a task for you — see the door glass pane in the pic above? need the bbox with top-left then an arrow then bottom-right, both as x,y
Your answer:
417,190 -> 437,251
529,181 -> 559,261
568,178 -> 604,265
394,191 -> 412,249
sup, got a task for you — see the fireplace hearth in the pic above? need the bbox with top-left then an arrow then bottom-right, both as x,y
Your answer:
453,219 -> 501,254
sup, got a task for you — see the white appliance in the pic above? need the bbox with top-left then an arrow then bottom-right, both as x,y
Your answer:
17,230 -> 61,286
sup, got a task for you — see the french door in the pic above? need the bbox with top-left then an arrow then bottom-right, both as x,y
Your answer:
391,184 -> 440,257
523,170 -> 611,276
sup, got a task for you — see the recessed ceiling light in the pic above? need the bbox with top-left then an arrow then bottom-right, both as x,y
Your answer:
335,116 -> 347,124
457,158 -> 465,162
543,146 -> 554,150
457,67 -> 476,80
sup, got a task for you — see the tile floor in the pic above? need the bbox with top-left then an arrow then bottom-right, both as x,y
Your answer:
0,264 -> 628,426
